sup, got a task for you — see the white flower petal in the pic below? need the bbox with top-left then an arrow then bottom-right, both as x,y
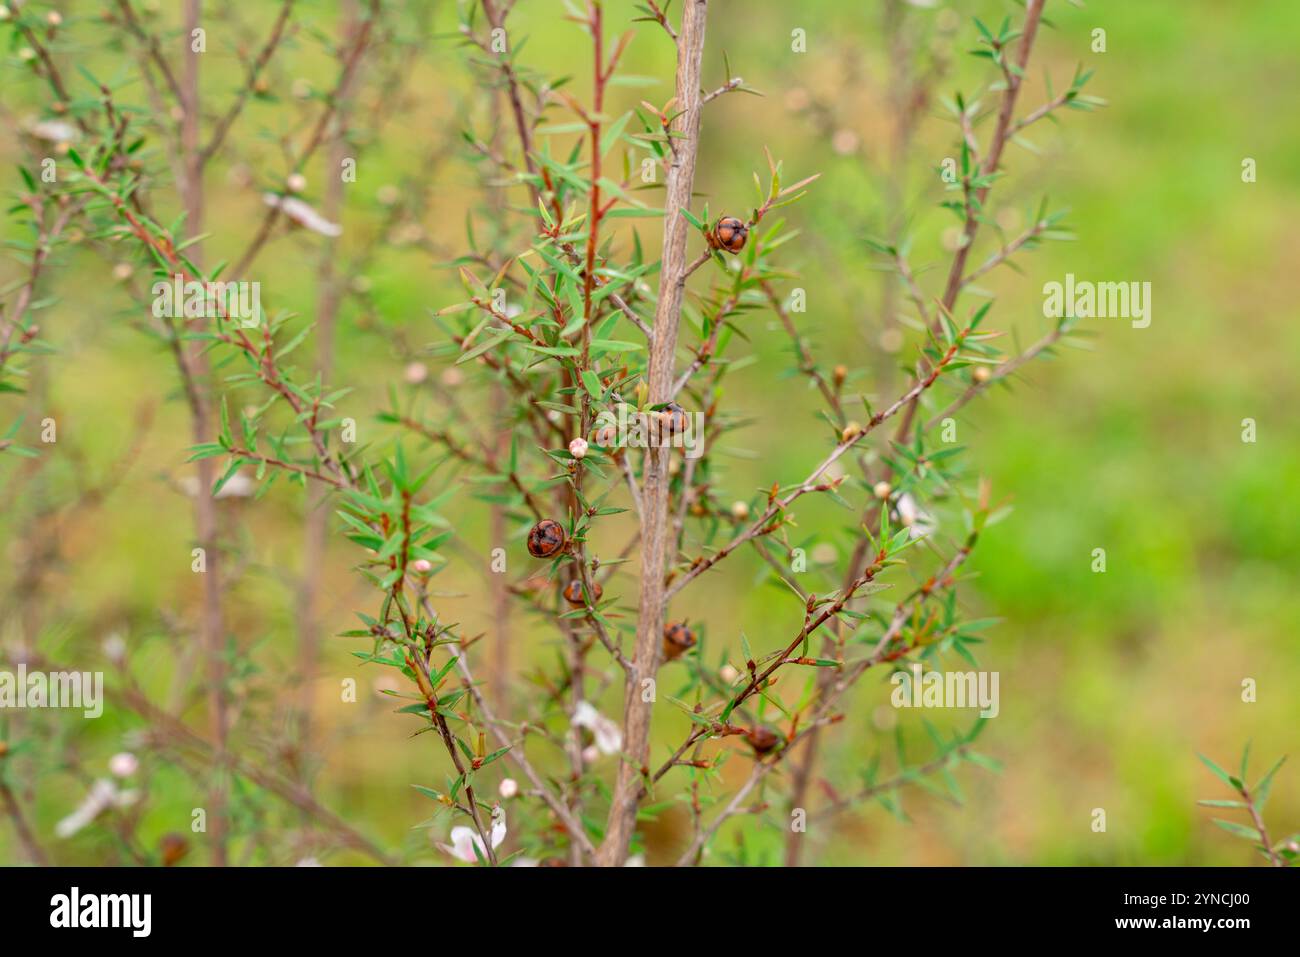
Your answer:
571,700 -> 622,755
29,119 -> 79,142
447,826 -> 480,863
55,779 -> 120,838
262,193 -> 342,237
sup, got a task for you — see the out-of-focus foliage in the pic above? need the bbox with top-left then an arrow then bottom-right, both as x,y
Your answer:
0,0 -> 1296,865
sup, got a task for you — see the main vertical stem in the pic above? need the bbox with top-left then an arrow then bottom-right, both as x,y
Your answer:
597,0 -> 709,867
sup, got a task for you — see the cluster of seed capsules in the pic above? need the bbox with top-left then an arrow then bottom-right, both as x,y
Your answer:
525,516 -> 783,757
576,215 -> 745,455
524,213 -> 774,751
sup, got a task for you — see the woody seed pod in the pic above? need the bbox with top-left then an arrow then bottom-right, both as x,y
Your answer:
662,621 -> 697,661
745,726 -> 783,755
526,519 -> 567,559
159,833 -> 190,867
711,216 -> 749,254
563,579 -> 603,606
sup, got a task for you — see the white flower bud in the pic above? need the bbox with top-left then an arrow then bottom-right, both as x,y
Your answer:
102,634 -> 127,663
108,752 -> 139,778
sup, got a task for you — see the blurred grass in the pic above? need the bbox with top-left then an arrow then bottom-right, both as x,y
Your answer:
1,0 -> 1297,866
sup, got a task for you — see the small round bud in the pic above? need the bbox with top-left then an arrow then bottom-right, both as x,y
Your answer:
972,365 -> 993,384
411,558 -> 433,574
159,833 -> 190,867
730,501 -> 750,520
568,437 -> 588,459
841,421 -> 863,443
403,361 -> 428,384
19,47 -> 36,62
831,129 -> 860,156
784,87 -> 811,111
0,741 -> 8,758
109,752 -> 139,778
832,364 -> 848,385
498,778 -> 519,799
286,172 -> 308,194
47,11 -> 63,26
581,744 -> 600,764
112,262 -> 134,282
102,634 -> 127,663
745,726 -> 783,755
0,9 -> 12,24
872,481 -> 892,500
719,664 -> 740,684
811,542 -> 838,564
440,367 -> 464,388
711,216 -> 749,254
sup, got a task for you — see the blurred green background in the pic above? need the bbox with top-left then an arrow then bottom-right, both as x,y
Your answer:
1,0 -> 1297,866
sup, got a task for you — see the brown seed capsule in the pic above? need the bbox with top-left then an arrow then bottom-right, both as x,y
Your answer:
159,833 -> 190,867
527,519 -> 567,559
563,579 -> 603,606
659,401 -> 689,435
711,216 -> 749,254
0,741 -> 8,758
744,726 -> 783,755
662,621 -> 697,661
